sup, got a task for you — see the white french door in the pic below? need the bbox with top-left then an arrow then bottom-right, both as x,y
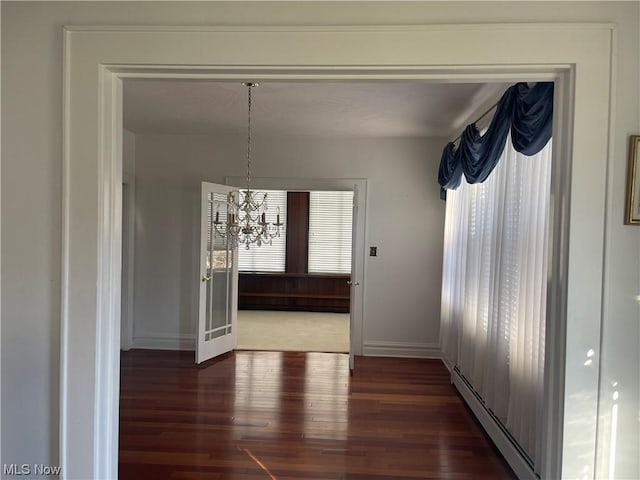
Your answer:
197,182 -> 238,364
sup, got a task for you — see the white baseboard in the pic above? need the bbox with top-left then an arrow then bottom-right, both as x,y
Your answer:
452,369 -> 537,480
441,356 -> 455,375
131,336 -> 439,357
132,333 -> 195,351
362,341 -> 440,359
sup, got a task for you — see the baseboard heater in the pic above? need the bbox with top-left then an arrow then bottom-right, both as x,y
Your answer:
452,366 -> 539,480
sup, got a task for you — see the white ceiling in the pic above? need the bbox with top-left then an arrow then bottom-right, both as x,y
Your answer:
123,80 -> 507,138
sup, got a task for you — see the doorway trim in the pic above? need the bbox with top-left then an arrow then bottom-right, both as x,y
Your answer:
226,176 -> 368,367
62,24 -> 614,480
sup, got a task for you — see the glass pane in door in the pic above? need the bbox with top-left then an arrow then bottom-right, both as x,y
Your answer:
204,192 -> 233,342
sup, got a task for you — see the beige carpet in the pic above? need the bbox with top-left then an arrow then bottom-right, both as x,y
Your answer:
236,310 -> 349,353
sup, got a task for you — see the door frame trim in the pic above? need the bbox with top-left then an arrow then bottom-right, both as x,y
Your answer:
61,24 -> 615,480
226,176 -> 367,364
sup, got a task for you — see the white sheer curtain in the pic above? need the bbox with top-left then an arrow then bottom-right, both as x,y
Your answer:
440,136 -> 552,469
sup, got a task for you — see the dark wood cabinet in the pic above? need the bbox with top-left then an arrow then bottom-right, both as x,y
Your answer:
238,272 -> 350,313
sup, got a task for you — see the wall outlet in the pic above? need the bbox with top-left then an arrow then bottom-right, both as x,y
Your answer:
370,246 -> 378,257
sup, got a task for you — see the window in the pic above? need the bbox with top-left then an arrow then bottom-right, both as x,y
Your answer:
440,137 -> 552,467
308,191 -> 353,274
237,189 -> 287,272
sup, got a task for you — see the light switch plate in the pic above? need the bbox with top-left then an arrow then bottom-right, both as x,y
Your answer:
370,246 -> 377,257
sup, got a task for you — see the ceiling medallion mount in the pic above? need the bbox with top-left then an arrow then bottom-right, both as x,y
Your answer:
213,82 -> 282,249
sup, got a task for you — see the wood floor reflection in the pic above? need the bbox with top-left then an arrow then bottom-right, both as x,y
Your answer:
119,350 -> 515,479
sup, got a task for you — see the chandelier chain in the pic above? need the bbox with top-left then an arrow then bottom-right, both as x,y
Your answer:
246,84 -> 252,191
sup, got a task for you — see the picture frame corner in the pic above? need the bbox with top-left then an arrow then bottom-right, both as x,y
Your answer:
624,134 -> 640,225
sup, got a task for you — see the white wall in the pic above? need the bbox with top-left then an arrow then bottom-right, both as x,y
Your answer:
132,133 -> 445,355
1,2 -> 638,478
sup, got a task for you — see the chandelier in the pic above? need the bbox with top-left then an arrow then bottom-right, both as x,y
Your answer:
214,82 -> 282,249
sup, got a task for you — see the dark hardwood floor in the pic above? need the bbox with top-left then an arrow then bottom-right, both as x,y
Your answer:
119,350 -> 515,480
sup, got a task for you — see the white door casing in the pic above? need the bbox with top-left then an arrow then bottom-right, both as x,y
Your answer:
348,184 -> 359,371
61,25 -> 614,480
197,182 -> 238,364
225,176 -> 368,365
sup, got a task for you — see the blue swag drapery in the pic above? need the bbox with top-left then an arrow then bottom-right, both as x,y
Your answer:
438,82 -> 554,198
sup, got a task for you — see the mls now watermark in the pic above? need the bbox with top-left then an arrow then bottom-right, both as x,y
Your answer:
3,464 -> 61,476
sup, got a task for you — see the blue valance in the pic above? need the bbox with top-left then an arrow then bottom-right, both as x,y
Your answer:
438,82 -> 554,195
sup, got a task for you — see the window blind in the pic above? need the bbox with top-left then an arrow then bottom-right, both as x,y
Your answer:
237,189 -> 287,272
308,191 -> 353,274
